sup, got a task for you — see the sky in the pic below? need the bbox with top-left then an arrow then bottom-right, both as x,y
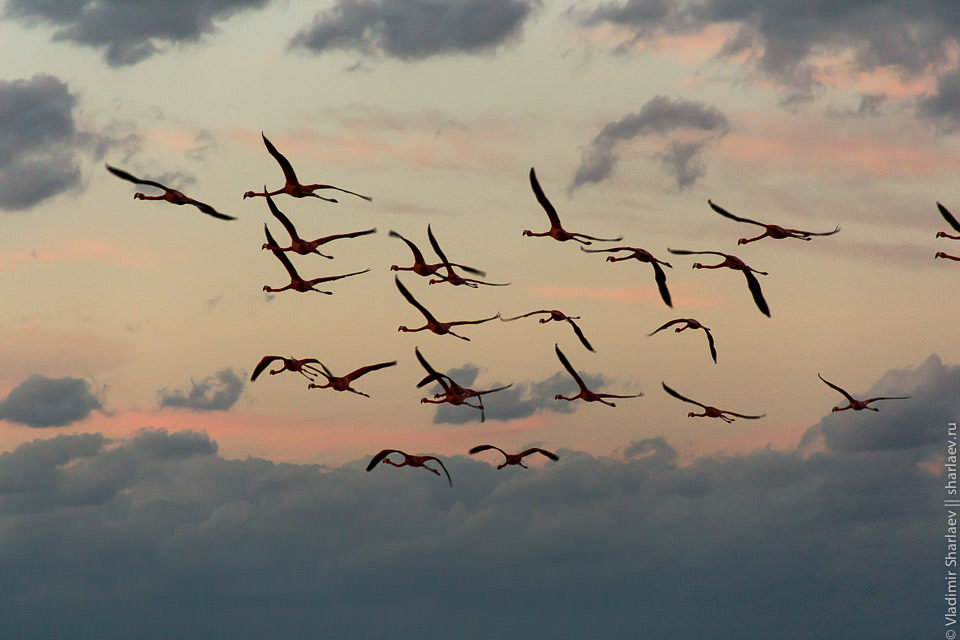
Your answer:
0,0 -> 956,636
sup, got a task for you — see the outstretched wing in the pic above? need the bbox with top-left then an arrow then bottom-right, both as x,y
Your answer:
414,347 -> 451,393
105,164 -> 169,191
939,202 -> 960,233
529,167 -> 562,228
345,360 -> 397,381
265,192 -> 299,239
580,246 -> 631,254
366,449 -> 402,471
187,199 -> 236,220
309,268 -> 370,285
427,225 -> 486,276
500,310 -> 549,321
742,270 -> 770,317
555,343 -> 587,390
707,200 -> 766,227
448,313 -> 500,327
817,373 -> 856,403
520,447 -> 559,461
661,382 -> 707,410
395,276 -> 437,323
475,384 -> 513,397
250,355 -> 281,381
425,456 -> 453,487
564,317 -> 595,352
724,410 -> 766,419
647,319 -> 684,336
261,133 -> 299,186
651,261 -> 672,308
864,395 -> 911,403
703,327 -> 718,364
265,225 -> 300,280
469,444 -> 506,456
667,248 -> 727,258
800,226 -> 840,237
389,229 -> 427,264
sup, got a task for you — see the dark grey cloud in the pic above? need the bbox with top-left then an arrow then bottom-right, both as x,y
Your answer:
426,364 -> 610,424
0,360 -> 944,640
0,374 -> 103,428
4,0 -> 271,66
291,0 -> 535,60
918,70 -> 960,131
158,368 -> 245,412
578,0 -> 960,109
571,96 -> 729,191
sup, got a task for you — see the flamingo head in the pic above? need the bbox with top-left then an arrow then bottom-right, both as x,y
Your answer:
522,230 -> 533,237
262,285 -> 270,292
389,265 -> 399,271
605,256 -> 615,262
496,463 -> 506,470
831,406 -> 842,412
687,411 -> 697,418
937,232 -> 948,238
692,263 -> 703,269
133,192 -> 145,200
936,252 -> 946,259
242,190 -> 256,199
398,325 -> 408,333
737,238 -> 748,245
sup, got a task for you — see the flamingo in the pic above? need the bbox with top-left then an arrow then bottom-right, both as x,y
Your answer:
668,248 -> 770,317
500,310 -> 595,352
389,228 -> 485,278
426,225 -> 510,288
307,360 -> 397,397
366,449 -> 452,487
263,225 -> 369,293
554,344 -> 642,407
105,164 -> 235,220
414,347 -> 511,422
524,168 -> 623,244
260,192 -> 375,258
935,252 -> 960,261
817,374 -> 910,412
648,318 -> 717,363
937,202 -> 960,240
581,246 -> 673,307
395,277 -> 499,340
661,382 -> 764,422
469,444 -> 558,469
250,355 -> 323,382
242,133 -> 372,202
707,200 -> 839,244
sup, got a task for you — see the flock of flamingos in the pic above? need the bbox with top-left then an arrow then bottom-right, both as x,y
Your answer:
104,132 -> 954,486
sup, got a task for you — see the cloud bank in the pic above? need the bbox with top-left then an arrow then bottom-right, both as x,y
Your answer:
157,368 -> 245,412
0,374 -> 103,427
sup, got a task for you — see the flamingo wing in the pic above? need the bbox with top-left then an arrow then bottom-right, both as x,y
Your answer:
529,167 -> 562,229
251,356 -> 282,381
475,383 -> 513,397
723,410 -> 766,420
864,395 -> 911,403
308,268 -> 370,285
799,226 -> 841,237
469,444 -> 507,457
261,133 -> 299,186
742,270 -> 770,317
395,276 -> 437,323
703,327 -> 718,364
520,447 -> 559,461
817,374 -> 856,403
187,199 -> 236,220
318,228 -> 377,243
580,246 -> 630,254
448,313 -> 501,327
366,449 -> 403,471
647,318 -> 685,336
427,225 -> 486,276
707,200 -> 766,227
425,457 -> 453,487
500,310 -> 550,321
105,164 -> 172,192
939,202 -> 960,233
264,225 -> 301,280
661,382 -> 707,410
555,343 -> 588,390
651,261 -> 673,308
345,360 -> 397,381
667,248 -> 727,258
265,192 -> 299,239
389,230 -> 428,265
564,317 -> 595,352
573,231 -> 625,242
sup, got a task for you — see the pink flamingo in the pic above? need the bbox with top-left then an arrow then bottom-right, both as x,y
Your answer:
106,164 -> 235,220
242,133 -> 372,202
414,347 -> 511,422
581,245 -> 673,307
661,382 -> 764,422
250,356 -> 323,382
263,225 -> 369,293
554,344 -> 643,407
366,449 -> 452,487
648,318 -> 717,363
817,374 -> 909,412
937,202 -> 960,239
500,310 -> 594,352
668,248 -> 770,317
469,444 -> 558,469
389,227 -> 485,278
708,200 -> 839,244
395,277 -> 499,340
935,252 -> 960,261
524,167 -> 623,244
426,225 -> 509,288
306,360 -> 397,397
260,192 -> 375,258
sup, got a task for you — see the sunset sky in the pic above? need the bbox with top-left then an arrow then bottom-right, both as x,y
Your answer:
0,0 -> 955,636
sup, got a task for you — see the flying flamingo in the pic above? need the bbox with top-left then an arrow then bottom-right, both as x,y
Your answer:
581,245 -> 673,307
707,200 -> 839,244
648,318 -> 717,363
668,248 -> 770,317
817,374 -> 910,412
250,355 -> 323,382
554,344 -> 643,407
306,360 -> 397,397
105,164 -> 235,220
366,449 -> 452,487
395,276 -> 500,340
935,252 -> 960,261
937,202 -> 960,239
263,225 -> 369,293
389,228 -> 485,278
414,347 -> 511,422
242,133 -> 372,203
260,192 -> 375,258
500,310 -> 595,352
426,226 -> 509,287
661,382 -> 764,422
469,445 -> 559,469
524,167 -> 623,245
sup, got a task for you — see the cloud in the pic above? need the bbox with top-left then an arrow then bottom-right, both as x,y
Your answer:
158,369 -> 245,412
290,0 -> 535,60
571,96 -> 729,191
577,0 -> 960,107
0,374 -> 103,427
3,0 -> 271,66
425,364 -> 615,424
918,70 -> 960,131
0,364 -> 944,639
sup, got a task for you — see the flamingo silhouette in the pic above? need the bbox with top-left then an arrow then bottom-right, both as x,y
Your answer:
668,248 -> 770,317
817,374 -> 910,412
648,318 -> 717,363
937,202 -> 960,240
524,168 -> 623,244
661,382 -> 764,422
366,449 -> 452,487
106,164 -> 235,220
389,228 -> 485,278
554,344 -> 642,407
307,360 -> 397,397
263,225 -> 369,293
469,445 -> 559,469
395,277 -> 499,340
414,347 -> 511,422
250,356 -> 323,382
426,226 -> 509,288
708,200 -> 839,244
500,310 -> 595,352
581,245 -> 673,307
260,192 -> 375,258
